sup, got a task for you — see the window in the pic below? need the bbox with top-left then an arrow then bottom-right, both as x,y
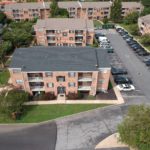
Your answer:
99,79 -> 105,84
57,76 -> 65,82
68,72 -> 76,77
45,72 -> 53,77
69,30 -> 74,33
47,83 -> 54,88
68,82 -> 75,87
16,80 -> 23,84
63,32 -> 67,36
12,68 -> 21,73
69,37 -> 74,41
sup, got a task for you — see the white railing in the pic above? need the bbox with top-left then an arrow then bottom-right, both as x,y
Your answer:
78,77 -> 92,82
78,86 -> 91,91
30,86 -> 44,91
28,77 -> 43,82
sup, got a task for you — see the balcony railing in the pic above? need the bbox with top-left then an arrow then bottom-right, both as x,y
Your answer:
47,33 -> 56,36
30,86 -> 44,91
75,40 -> 83,43
28,77 -> 43,82
78,86 -> 91,91
78,77 -> 92,82
75,34 -> 83,37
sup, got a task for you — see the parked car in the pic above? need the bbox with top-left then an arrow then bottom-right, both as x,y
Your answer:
137,51 -> 150,56
114,76 -> 132,84
144,60 -> 150,66
117,84 -> 135,91
111,67 -> 128,75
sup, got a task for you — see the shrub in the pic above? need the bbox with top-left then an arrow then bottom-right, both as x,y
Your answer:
140,34 -> 150,46
87,95 -> 95,100
43,92 -> 56,100
67,92 -> 78,100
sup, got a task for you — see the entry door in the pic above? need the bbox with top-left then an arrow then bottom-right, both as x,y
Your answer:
57,86 -> 66,94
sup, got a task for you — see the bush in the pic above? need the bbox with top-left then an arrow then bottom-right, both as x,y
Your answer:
67,92 -> 78,100
43,92 -> 56,100
128,24 -> 140,36
118,105 -> 150,150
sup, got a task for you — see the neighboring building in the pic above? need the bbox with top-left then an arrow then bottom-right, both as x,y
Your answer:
58,1 -> 112,20
4,2 -> 50,21
4,1 -> 143,21
138,14 -> 150,35
9,47 -> 111,97
34,18 -> 94,47
121,2 -> 143,17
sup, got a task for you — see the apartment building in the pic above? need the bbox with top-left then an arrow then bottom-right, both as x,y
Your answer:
58,1 -> 112,20
4,2 -> 50,20
9,47 -> 111,97
34,18 -> 94,47
121,2 -> 143,17
4,1 -> 143,21
138,14 -> 150,35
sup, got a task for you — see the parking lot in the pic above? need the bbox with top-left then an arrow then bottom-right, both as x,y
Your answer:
95,29 -> 150,103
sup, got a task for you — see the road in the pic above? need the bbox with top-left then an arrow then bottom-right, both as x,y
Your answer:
0,122 -> 57,150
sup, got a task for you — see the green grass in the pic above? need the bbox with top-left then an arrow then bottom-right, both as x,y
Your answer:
0,104 -> 109,123
0,69 -> 10,86
93,20 -> 102,27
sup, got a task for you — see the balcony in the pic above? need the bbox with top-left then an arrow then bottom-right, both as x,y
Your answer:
75,34 -> 83,37
28,77 -> 43,82
30,86 -> 44,91
47,33 -> 56,37
78,77 -> 92,82
78,86 -> 91,91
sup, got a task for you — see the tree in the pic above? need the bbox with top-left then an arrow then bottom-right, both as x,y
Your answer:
0,41 -> 13,54
118,105 -> 150,150
0,90 -> 29,118
0,46 -> 6,68
0,12 -> 6,24
110,0 -> 122,23
2,21 -> 33,47
141,7 -> 150,16
50,0 -> 69,18
103,18 -> 109,24
123,11 -> 139,24
140,34 -> 150,46
128,24 -> 139,36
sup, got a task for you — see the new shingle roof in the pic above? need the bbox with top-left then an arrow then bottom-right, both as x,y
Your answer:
34,18 -> 94,30
10,47 -> 110,72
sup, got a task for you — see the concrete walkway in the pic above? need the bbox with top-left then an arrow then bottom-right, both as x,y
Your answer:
95,133 -> 129,150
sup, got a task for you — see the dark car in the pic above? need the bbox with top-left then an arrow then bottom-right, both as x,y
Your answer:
111,67 -> 128,75
137,51 -> 150,56
145,60 -> 150,66
114,76 -> 132,84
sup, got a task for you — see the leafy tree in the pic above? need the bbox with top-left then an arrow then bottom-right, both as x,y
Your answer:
128,24 -> 139,36
2,21 -> 33,47
123,11 -> 139,24
140,34 -> 150,46
0,45 -> 6,68
110,0 -> 122,23
0,41 -> 13,54
50,0 -> 69,18
141,7 -> 150,16
118,105 -> 150,150
0,90 -> 29,115
0,12 -> 6,24
103,18 -> 109,24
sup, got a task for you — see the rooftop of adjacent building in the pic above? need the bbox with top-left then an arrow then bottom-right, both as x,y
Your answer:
34,18 -> 94,30
4,1 -> 142,11
10,46 -> 110,72
139,14 -> 150,24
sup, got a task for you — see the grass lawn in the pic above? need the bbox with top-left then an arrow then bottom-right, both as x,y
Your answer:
0,69 -> 10,86
93,20 -> 103,27
0,104 -> 109,123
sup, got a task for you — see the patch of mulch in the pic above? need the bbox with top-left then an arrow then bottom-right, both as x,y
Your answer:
96,88 -> 117,100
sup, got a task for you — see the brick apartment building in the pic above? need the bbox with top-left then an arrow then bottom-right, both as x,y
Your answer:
9,47 -> 111,97
4,1 -> 143,21
4,2 -> 50,20
34,18 -> 94,47
138,14 -> 150,35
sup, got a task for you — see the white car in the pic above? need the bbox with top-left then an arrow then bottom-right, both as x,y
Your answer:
117,84 -> 135,91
